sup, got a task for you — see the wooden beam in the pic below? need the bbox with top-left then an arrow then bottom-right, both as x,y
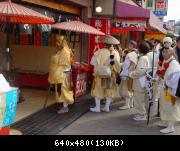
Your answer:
22,0 -> 81,15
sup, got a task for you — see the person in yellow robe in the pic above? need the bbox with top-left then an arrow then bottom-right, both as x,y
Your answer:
48,35 -> 74,114
157,47 -> 180,134
90,35 -> 121,113
129,42 -> 150,121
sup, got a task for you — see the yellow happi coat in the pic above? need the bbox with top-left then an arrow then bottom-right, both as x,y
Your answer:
91,48 -> 121,100
48,46 -> 74,105
160,57 -> 180,122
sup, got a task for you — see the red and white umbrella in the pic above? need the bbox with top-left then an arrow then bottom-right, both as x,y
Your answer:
0,0 -> 54,24
52,20 -> 105,35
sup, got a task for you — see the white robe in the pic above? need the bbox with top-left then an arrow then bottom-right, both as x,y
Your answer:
160,58 -> 180,122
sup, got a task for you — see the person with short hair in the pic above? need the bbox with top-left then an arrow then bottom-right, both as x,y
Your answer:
129,42 -> 150,121
119,40 -> 138,110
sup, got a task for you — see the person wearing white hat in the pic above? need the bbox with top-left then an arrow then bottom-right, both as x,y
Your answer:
90,35 -> 121,113
156,46 -> 180,134
159,37 -> 173,62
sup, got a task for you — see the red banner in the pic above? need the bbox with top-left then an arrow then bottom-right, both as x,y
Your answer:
89,18 -> 111,65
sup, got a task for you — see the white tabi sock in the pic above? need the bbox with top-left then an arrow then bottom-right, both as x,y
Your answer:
102,97 -> 112,112
90,97 -> 101,112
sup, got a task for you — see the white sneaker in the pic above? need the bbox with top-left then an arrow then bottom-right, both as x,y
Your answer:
133,115 -> 147,121
119,105 -> 130,110
90,107 -> 100,113
160,126 -> 174,134
101,107 -> 110,113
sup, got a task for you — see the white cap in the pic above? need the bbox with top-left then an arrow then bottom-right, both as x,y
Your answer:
163,37 -> 172,45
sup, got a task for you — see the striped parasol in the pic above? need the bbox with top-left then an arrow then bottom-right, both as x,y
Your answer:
0,0 -> 54,24
52,20 -> 105,35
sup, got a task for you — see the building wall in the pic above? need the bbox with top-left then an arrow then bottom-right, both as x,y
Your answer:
0,0 -> 92,72
68,0 -> 93,18
11,40 -> 81,73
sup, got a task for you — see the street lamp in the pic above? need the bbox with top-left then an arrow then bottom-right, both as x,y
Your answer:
95,6 -> 103,13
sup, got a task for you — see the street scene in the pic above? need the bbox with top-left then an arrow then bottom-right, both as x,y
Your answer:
0,0 -> 180,136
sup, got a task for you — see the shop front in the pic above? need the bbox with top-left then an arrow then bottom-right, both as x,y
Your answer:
89,0 -> 149,60
111,18 -> 147,48
145,11 -> 167,40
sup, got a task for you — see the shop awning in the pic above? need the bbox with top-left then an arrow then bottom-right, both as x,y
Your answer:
115,0 -> 149,18
148,11 -> 167,34
115,0 -> 167,34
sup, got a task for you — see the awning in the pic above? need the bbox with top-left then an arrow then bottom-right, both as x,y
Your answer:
148,11 -> 167,34
115,0 -> 149,18
115,0 -> 167,34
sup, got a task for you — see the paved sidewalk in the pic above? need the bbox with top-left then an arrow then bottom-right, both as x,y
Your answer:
58,101 -> 180,135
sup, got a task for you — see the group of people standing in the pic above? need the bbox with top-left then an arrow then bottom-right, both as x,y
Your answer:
47,34 -> 180,134
90,35 -> 180,134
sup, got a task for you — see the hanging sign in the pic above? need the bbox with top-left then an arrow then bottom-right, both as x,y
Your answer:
146,0 -> 154,10
113,20 -> 146,31
89,18 -> 111,65
154,0 -> 168,16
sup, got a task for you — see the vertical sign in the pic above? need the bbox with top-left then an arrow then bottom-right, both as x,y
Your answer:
146,0 -> 154,10
75,73 -> 87,97
154,0 -> 168,16
89,18 -> 111,65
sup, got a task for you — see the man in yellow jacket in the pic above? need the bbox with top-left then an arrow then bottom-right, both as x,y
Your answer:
48,35 -> 74,114
90,35 -> 121,113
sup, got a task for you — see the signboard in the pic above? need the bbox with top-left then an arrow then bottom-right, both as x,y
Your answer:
113,20 -> 146,31
146,0 -> 154,10
75,73 -> 87,97
0,88 -> 18,128
154,0 -> 168,16
89,18 -> 111,65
